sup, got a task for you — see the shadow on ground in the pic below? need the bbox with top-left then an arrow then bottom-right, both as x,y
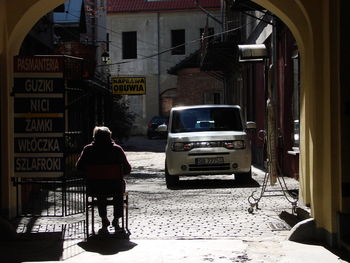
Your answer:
79,237 -> 137,255
279,207 -> 310,228
169,178 -> 260,190
129,170 -> 164,179
0,232 -> 63,263
279,208 -> 350,262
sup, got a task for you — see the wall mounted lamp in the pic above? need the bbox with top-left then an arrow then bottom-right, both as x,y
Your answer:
237,44 -> 268,62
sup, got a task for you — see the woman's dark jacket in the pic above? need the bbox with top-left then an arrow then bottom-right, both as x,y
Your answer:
76,140 -> 131,194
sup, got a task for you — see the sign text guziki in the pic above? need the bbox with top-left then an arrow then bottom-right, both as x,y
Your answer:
13,56 -> 66,178
111,76 -> 146,95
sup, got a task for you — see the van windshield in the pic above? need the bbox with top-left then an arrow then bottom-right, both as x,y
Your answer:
171,107 -> 243,133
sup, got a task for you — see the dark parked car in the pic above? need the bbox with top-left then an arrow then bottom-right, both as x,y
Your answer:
147,116 -> 168,139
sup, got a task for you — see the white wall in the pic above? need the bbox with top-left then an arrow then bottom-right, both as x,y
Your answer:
107,9 -> 221,135
94,0 -> 109,76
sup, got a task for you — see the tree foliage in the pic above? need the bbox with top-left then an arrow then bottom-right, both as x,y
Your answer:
110,95 -> 135,143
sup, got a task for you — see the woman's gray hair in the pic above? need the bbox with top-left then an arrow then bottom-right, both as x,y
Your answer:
93,126 -> 112,143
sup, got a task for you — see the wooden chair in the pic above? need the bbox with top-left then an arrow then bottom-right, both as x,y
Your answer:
85,164 -> 129,239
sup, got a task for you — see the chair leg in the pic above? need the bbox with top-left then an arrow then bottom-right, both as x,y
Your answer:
87,194 -> 128,237
91,197 -> 95,235
121,211 -> 125,230
85,196 -> 89,239
124,192 -> 129,234
121,194 -> 124,230
126,194 -> 129,231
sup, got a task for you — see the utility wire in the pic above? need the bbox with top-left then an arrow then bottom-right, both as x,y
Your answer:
63,9 -> 264,68
67,10 -> 162,50
54,19 -> 175,65
65,11 -> 215,67
66,9 -> 221,53
97,22 -> 259,68
64,10 -> 185,64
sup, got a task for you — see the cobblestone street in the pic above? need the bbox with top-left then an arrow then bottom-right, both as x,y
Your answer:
6,137 -> 345,263
122,136 -> 302,241
14,136 -> 304,240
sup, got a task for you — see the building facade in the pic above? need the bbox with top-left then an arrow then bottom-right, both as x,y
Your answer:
107,0 -> 222,134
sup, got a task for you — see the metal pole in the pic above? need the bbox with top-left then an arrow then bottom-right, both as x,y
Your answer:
157,12 -> 161,116
267,16 -> 278,185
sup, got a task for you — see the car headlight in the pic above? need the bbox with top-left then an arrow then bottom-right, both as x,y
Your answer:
224,140 -> 245,149
171,142 -> 193,151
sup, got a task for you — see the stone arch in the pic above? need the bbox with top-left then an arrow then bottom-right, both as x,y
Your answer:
250,0 -> 342,239
0,0 -> 342,242
250,0 -> 314,209
0,0 -> 68,217
8,0 -> 67,54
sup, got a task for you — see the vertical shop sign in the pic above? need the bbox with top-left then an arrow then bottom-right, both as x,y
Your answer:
13,56 -> 65,177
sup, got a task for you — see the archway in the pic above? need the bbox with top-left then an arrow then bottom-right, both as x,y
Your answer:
0,0 -> 68,217
0,0 -> 343,246
250,0 -> 342,244
248,0 -> 313,206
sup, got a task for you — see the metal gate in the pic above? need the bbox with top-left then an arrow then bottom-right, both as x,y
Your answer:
14,174 -> 85,217
14,80 -> 94,217
13,55 -> 113,217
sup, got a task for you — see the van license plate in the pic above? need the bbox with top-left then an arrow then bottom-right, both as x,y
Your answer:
196,157 -> 224,165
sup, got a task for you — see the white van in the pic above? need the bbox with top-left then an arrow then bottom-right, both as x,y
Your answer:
165,105 -> 256,188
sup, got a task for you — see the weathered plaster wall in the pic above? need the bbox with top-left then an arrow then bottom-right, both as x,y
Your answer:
253,0 -> 341,241
0,0 -> 67,217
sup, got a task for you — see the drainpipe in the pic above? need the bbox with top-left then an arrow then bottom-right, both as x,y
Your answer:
267,16 -> 278,185
221,0 -> 227,102
157,12 -> 161,116
271,16 -> 278,109
221,0 -> 225,42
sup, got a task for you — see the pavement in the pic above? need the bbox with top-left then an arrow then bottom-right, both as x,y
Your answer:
0,136 -> 349,262
0,234 -> 348,263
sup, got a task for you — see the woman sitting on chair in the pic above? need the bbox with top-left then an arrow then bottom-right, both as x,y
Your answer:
76,126 -> 131,230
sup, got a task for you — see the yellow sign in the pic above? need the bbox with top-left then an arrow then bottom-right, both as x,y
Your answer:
111,77 -> 146,95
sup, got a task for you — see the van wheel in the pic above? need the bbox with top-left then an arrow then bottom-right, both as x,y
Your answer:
165,163 -> 179,188
235,170 -> 252,183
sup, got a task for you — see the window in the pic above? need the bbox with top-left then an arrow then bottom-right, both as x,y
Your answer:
122,31 -> 137,59
171,29 -> 185,55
